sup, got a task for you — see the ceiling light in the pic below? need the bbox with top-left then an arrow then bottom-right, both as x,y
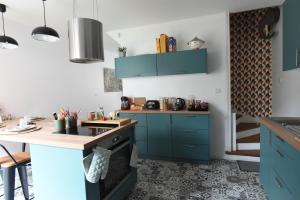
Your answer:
0,4 -> 19,50
32,0 -> 59,42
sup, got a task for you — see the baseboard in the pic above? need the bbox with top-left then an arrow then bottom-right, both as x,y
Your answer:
223,154 -> 260,162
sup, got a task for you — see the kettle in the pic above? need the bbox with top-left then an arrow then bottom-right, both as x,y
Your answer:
187,37 -> 205,50
174,98 -> 186,111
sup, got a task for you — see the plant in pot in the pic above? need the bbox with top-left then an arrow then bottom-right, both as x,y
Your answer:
118,47 -> 127,57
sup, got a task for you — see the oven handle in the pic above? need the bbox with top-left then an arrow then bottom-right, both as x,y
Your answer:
111,140 -> 130,155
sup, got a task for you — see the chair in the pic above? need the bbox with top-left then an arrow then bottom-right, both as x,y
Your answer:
0,144 -> 30,200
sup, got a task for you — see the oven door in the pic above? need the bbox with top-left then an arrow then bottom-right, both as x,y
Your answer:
100,138 -> 132,198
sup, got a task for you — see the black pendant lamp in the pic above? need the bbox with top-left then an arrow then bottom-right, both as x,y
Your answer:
0,4 -> 19,49
32,0 -> 59,42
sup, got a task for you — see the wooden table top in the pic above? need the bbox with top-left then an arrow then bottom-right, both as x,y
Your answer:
0,119 -> 137,150
260,117 -> 300,152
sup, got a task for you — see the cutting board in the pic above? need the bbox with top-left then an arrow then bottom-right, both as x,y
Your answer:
81,118 -> 131,127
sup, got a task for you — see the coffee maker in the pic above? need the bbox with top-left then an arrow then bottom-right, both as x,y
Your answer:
121,96 -> 131,110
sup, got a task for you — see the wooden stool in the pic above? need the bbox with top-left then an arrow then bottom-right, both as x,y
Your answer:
0,151 -> 30,200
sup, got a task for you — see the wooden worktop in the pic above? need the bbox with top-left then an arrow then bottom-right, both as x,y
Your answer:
0,119 -> 137,150
260,117 -> 300,152
118,109 -> 210,115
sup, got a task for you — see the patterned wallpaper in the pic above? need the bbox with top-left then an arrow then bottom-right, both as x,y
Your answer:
230,8 -> 273,117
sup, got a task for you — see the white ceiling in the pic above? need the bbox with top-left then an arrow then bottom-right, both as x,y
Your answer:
2,0 -> 285,32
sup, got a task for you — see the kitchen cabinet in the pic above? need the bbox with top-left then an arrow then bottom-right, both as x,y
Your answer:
115,49 -> 208,78
157,49 -> 207,75
147,114 -> 172,157
115,54 -> 157,78
260,125 -> 300,200
119,111 -> 210,163
119,113 -> 148,156
283,0 -> 300,71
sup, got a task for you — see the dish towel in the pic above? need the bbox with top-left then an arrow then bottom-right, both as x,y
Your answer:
83,146 -> 112,183
130,144 -> 138,168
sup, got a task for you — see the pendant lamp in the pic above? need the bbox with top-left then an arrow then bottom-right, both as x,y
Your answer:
32,0 -> 59,42
0,4 -> 19,49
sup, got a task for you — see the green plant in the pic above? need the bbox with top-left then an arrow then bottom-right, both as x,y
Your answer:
118,47 -> 127,52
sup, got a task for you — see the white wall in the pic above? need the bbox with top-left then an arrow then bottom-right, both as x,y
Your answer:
108,13 -> 231,159
272,7 -> 300,117
0,20 -> 121,155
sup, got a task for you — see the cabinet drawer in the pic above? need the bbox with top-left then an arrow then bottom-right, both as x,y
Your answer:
272,134 -> 300,167
135,127 -> 147,141
119,113 -> 147,127
173,129 -> 209,145
172,115 -> 209,129
270,170 -> 294,200
272,143 -> 300,197
148,142 -> 172,157
173,144 -> 209,160
136,141 -> 147,155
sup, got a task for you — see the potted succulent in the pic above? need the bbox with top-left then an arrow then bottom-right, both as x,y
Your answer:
118,47 -> 127,57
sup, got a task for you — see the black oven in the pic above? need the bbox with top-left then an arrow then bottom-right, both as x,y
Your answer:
99,137 -> 132,199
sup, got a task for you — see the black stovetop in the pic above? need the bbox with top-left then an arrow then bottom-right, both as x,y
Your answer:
54,126 -> 114,137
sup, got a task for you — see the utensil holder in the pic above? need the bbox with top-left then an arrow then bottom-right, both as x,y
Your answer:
66,119 -> 77,129
54,119 -> 66,131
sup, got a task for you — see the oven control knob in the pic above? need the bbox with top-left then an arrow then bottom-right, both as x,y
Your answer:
113,136 -> 120,143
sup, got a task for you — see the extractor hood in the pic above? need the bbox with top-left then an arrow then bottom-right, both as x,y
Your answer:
68,0 -> 104,63
68,18 -> 104,63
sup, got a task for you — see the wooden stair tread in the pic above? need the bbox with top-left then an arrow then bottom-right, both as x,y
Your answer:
237,123 -> 260,132
0,152 -> 30,168
236,114 -> 243,120
237,134 -> 260,143
226,150 -> 260,157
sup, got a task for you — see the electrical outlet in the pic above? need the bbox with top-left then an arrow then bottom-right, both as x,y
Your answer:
216,88 -> 222,94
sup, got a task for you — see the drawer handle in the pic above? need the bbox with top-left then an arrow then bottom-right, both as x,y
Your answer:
185,115 -> 197,118
276,149 -> 285,158
276,136 -> 285,143
274,177 -> 283,189
183,145 -> 197,149
183,130 -> 194,133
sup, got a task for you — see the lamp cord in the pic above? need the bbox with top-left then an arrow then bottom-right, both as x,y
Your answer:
43,0 -> 47,27
1,12 -> 5,36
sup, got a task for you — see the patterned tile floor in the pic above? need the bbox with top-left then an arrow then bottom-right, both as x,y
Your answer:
0,159 -> 266,200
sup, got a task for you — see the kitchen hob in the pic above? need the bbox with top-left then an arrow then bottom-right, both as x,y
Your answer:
53,126 -> 114,137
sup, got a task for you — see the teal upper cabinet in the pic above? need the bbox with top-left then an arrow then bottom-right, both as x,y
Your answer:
115,54 -> 157,78
115,49 -> 208,78
283,0 -> 300,71
157,49 -> 207,75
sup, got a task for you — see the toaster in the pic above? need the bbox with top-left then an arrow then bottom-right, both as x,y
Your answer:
146,100 -> 160,110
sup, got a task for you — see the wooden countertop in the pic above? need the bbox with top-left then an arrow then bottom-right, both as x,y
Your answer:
260,117 -> 300,152
118,109 -> 210,115
0,119 -> 137,150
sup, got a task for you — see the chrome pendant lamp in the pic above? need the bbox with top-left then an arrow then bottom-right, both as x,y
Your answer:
32,0 -> 59,42
0,4 -> 19,49
68,0 -> 104,63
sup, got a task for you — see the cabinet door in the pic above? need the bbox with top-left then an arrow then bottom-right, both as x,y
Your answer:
260,125 -> 272,195
115,54 -> 157,78
157,49 -> 207,76
147,114 -> 171,157
283,0 -> 300,71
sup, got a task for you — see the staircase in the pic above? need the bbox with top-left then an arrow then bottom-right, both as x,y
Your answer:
226,114 -> 260,157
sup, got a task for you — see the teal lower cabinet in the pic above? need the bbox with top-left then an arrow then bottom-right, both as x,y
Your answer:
260,125 -> 300,200
120,112 -> 210,163
147,114 -> 172,157
119,113 -> 148,156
